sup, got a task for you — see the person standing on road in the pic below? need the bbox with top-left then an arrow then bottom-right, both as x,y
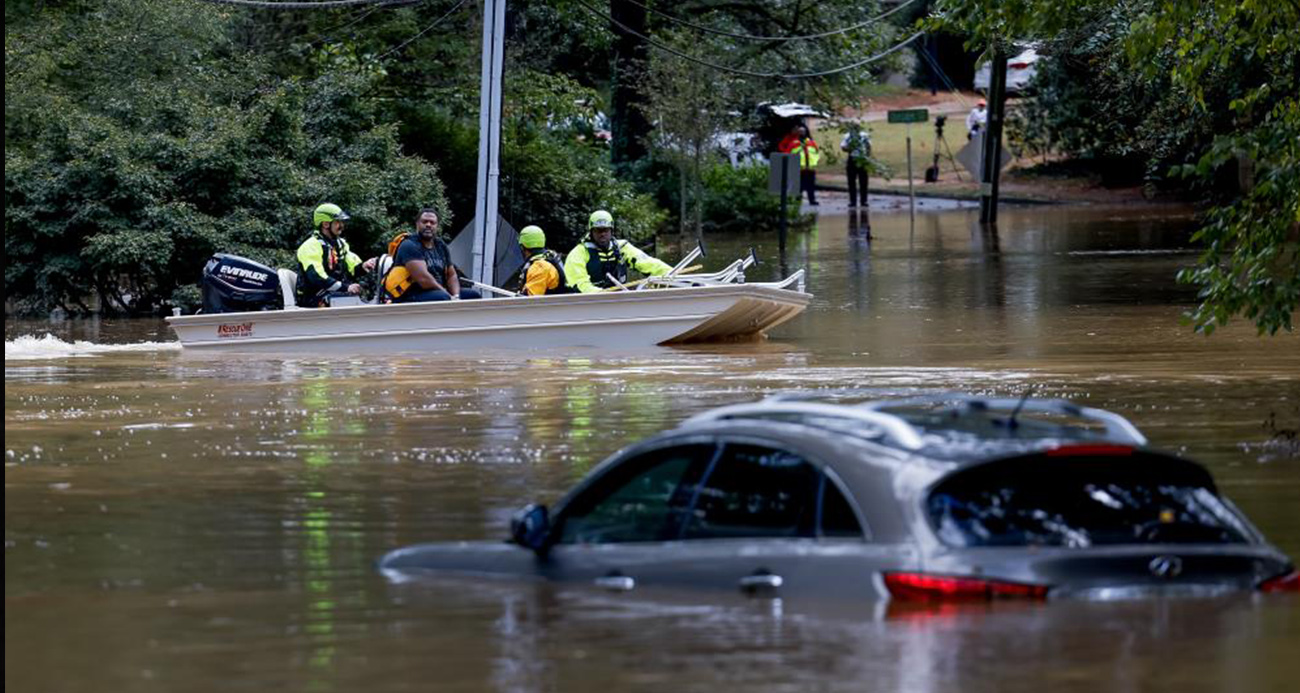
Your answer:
966,101 -> 987,140
840,122 -> 872,209
791,125 -> 821,206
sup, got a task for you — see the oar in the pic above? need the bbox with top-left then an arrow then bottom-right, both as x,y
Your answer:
464,279 -> 518,297
604,265 -> 704,291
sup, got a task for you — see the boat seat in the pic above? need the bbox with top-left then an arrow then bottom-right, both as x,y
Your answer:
277,269 -> 299,310
372,255 -> 394,304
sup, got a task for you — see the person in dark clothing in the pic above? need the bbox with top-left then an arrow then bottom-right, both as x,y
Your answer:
390,209 -> 481,302
840,123 -> 873,209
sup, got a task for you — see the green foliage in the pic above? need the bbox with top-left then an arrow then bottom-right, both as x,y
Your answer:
699,164 -> 806,234
933,0 -> 1299,334
5,0 -> 446,316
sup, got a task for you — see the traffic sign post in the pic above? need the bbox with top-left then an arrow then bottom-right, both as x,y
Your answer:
888,109 -> 929,226
769,153 -> 799,254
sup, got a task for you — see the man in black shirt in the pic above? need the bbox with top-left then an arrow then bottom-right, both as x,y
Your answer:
390,209 -> 481,302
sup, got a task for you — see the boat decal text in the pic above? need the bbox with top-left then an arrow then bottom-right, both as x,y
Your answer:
217,322 -> 254,339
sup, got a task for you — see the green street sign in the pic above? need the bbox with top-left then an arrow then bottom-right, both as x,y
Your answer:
887,108 -> 929,124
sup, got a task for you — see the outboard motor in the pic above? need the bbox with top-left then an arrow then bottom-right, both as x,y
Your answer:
200,254 -> 283,314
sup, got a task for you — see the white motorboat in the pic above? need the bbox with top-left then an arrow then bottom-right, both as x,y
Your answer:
167,254 -> 809,353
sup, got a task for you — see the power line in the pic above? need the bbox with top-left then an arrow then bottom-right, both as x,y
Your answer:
574,0 -> 923,80
197,0 -> 420,10
374,0 -> 470,61
614,0 -> 919,42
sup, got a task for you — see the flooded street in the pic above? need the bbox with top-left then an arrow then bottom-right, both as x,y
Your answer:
7,204 -> 1299,693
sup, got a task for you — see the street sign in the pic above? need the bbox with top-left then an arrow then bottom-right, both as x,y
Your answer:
768,153 -> 800,195
887,108 -> 929,124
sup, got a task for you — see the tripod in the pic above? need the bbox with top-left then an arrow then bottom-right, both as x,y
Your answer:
925,115 -> 963,183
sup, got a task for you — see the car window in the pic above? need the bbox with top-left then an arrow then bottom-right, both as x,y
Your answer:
819,474 -> 865,538
680,443 -> 821,540
557,443 -> 716,545
927,454 -> 1252,548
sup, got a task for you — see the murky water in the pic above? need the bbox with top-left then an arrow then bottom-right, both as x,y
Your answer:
7,204 -> 1299,692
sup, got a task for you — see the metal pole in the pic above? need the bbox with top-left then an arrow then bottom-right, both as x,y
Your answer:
906,122 -> 915,226
471,0 -> 506,284
980,47 -> 1007,224
779,161 -> 789,255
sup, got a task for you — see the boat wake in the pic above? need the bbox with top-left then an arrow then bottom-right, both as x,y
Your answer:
4,333 -> 181,361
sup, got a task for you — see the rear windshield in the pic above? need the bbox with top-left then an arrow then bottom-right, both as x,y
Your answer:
926,453 -> 1253,548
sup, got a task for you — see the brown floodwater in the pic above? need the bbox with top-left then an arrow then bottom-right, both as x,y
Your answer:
6,203 -> 1299,693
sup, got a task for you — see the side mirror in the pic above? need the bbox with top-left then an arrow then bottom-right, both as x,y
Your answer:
509,504 -> 551,552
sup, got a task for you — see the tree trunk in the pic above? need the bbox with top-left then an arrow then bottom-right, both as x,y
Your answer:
609,0 -> 650,170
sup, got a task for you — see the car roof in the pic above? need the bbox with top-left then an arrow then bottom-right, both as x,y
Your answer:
675,392 -> 1149,466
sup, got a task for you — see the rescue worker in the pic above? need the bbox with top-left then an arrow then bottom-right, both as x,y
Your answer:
840,122 -> 872,209
791,125 -> 820,206
387,208 -> 481,302
564,210 -> 672,294
295,203 -> 375,307
516,225 -> 570,296
966,101 -> 988,140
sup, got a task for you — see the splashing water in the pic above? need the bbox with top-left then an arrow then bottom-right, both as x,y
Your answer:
3,333 -> 180,361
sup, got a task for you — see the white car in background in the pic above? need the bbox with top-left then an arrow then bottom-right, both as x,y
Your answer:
974,47 -> 1041,95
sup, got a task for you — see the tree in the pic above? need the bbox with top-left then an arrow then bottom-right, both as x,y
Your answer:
931,0 -> 1299,334
5,0 -> 447,315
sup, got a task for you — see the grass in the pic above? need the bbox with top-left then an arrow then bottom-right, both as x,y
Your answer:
811,112 -> 973,181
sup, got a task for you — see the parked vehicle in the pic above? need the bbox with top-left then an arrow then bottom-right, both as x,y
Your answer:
974,47 -> 1041,95
379,393 -> 1299,602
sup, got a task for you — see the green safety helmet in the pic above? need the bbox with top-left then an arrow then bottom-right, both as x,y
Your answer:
588,210 -> 614,230
518,225 -> 546,250
313,203 -> 350,227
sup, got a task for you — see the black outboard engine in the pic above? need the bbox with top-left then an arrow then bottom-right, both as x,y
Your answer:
200,254 -> 284,314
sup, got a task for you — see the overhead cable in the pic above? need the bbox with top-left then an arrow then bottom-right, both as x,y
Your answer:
575,0 -> 923,80
374,0 -> 470,61
196,0 -> 421,10
613,0 -> 919,42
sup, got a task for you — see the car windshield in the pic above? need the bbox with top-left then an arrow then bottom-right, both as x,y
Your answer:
926,453 -> 1253,548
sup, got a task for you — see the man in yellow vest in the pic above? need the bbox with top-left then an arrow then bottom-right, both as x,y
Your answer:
295,203 -> 376,307
564,210 -> 672,293
516,226 -> 572,296
791,125 -> 821,206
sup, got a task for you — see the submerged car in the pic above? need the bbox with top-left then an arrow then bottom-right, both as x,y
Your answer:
379,394 -> 1298,602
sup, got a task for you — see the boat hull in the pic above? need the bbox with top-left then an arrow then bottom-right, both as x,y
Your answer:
165,285 -> 809,353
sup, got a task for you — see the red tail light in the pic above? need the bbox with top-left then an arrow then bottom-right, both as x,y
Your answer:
1009,62 -> 1030,69
883,572 -> 1050,602
1259,571 -> 1299,593
1046,445 -> 1133,457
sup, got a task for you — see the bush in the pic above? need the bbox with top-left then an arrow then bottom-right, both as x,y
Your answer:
699,164 -> 805,234
5,1 -> 448,316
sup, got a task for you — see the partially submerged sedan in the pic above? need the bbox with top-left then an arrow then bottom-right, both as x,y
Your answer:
379,394 -> 1299,602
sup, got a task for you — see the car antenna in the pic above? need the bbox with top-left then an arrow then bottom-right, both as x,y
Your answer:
1007,385 -> 1037,430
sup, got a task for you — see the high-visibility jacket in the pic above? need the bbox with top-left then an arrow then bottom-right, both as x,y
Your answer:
792,138 -> 820,170
295,232 -> 362,306
564,239 -> 672,294
518,250 -> 572,296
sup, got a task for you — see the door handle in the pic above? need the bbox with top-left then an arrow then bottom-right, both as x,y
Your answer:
739,573 -> 784,592
594,575 -> 635,592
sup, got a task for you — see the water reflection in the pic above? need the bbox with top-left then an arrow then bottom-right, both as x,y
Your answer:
5,205 -> 1299,692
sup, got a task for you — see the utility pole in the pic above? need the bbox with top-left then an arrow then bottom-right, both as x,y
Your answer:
471,0 -> 506,285
979,47 -> 1008,224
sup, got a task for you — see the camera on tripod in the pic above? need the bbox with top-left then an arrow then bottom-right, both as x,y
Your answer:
934,114 -> 947,135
